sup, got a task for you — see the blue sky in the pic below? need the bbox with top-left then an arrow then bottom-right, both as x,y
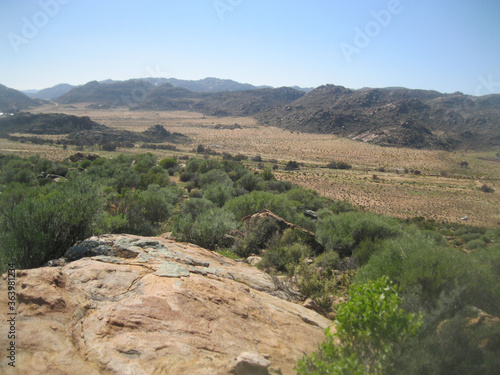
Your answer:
1,0 -> 499,95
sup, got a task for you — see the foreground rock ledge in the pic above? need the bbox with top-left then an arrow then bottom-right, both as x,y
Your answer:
0,234 -> 330,375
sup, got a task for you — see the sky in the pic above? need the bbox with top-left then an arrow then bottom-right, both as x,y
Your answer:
1,0 -> 499,95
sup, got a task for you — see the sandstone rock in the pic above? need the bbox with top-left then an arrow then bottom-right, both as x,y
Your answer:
247,255 -> 263,266
0,234 -> 330,374
230,352 -> 271,375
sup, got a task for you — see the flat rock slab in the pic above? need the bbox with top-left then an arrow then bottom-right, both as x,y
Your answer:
0,234 -> 330,374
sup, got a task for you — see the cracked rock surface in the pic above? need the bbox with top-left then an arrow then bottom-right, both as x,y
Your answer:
0,234 -> 330,374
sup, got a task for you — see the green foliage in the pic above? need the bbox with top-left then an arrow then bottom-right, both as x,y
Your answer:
316,212 -> 401,257
0,176 -> 105,270
260,167 -> 275,181
224,191 -> 297,222
236,172 -> 261,192
286,186 -> 326,211
203,182 -> 233,207
355,232 -> 500,315
327,160 -> 352,170
159,157 -> 178,170
234,217 -> 280,257
0,157 -> 35,184
199,169 -> 232,187
187,208 -> 237,250
296,277 -> 422,375
259,242 -> 311,273
466,239 -> 487,250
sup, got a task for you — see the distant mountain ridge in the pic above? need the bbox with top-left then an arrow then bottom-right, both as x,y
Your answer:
0,84 -> 43,112
24,84 -> 76,100
257,84 -> 500,150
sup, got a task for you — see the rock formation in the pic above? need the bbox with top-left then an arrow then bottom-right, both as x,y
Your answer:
0,234 -> 330,374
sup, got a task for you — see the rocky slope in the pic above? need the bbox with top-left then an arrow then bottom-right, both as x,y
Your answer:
0,234 -> 330,375
257,85 -> 500,150
0,84 -> 43,112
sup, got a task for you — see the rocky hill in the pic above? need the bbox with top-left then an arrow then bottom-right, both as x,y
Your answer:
257,85 -> 500,150
133,83 -> 209,111
134,86 -> 305,116
0,234 -> 329,374
0,113 -> 190,146
0,84 -> 43,112
193,87 -> 306,117
56,80 -> 156,106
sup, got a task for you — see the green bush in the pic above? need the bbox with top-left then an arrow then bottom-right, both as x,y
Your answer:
188,208 -> 237,249
326,160 -> 352,170
259,242 -> 311,273
355,232 -> 500,315
0,176 -> 105,270
224,191 -> 297,222
466,239 -> 486,250
203,182 -> 233,207
237,172 -> 261,192
461,232 -> 482,242
159,157 -> 178,170
234,217 -> 281,257
316,212 -> 401,257
296,276 -> 422,375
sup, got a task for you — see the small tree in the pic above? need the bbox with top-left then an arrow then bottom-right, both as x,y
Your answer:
296,276 -> 422,374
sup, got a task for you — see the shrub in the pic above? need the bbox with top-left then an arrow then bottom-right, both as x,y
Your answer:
260,167 -> 275,181
316,212 -> 401,257
234,217 -> 281,257
479,184 -> 495,193
284,160 -> 299,170
0,176 -> 105,270
199,169 -> 233,187
259,242 -> 311,273
327,160 -> 352,170
203,182 -> 233,207
225,191 -> 297,222
237,172 -> 261,192
188,208 -> 237,249
465,239 -> 486,250
296,276 -> 422,375
159,157 -> 178,170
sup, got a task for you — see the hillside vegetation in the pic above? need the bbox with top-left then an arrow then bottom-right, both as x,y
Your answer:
0,152 -> 498,374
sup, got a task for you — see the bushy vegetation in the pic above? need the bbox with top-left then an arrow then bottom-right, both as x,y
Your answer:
297,277 -> 422,374
1,152 -> 499,374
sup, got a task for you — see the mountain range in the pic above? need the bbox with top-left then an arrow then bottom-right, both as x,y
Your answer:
23,77 -> 313,100
2,78 -> 500,150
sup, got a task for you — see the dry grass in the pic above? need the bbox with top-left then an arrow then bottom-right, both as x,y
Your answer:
3,104 -> 499,227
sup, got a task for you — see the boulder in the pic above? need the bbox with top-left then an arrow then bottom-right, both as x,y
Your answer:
0,234 -> 330,374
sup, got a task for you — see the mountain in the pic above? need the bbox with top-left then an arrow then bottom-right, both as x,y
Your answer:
162,77 -> 268,92
0,84 -> 43,112
133,83 -> 209,111
257,85 -> 500,150
192,87 -> 306,116
25,84 -> 75,100
134,85 -> 305,116
56,79 -> 156,106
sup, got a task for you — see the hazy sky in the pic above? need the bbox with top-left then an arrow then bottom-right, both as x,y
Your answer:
1,0 -> 499,95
